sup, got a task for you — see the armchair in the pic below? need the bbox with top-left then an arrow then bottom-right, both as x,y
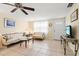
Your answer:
33,32 -> 45,40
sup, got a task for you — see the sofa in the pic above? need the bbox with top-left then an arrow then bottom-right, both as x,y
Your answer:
33,32 -> 45,40
2,32 -> 27,46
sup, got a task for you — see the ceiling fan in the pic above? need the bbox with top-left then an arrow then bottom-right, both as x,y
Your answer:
3,3 -> 35,15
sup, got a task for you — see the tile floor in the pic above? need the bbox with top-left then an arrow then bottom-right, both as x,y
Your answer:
0,39 -> 74,56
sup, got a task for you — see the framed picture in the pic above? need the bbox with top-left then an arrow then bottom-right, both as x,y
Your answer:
71,9 -> 78,22
4,18 -> 15,28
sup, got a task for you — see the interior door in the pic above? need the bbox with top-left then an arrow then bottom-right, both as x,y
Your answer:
53,19 -> 65,40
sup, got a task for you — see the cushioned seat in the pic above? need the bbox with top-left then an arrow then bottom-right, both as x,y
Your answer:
2,33 -> 27,46
5,39 -> 20,45
33,32 -> 45,40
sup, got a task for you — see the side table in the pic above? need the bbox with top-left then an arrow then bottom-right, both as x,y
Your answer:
60,35 -> 79,56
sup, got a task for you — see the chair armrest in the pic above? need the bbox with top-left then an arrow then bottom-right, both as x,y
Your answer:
0,36 -> 7,46
2,36 -> 8,41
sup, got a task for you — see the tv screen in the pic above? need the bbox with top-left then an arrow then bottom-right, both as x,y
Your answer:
66,26 -> 70,35
65,25 -> 72,38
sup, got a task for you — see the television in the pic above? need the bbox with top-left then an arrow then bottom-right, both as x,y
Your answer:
65,25 -> 72,38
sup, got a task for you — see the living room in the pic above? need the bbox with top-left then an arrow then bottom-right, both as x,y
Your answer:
0,2 -> 79,57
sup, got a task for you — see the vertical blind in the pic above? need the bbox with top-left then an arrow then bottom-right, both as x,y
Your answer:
34,21 -> 48,34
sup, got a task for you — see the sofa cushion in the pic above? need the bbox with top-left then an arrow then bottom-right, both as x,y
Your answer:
2,32 -> 25,45
4,38 -> 20,45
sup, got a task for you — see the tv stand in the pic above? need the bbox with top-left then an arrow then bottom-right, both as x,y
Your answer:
60,35 -> 79,56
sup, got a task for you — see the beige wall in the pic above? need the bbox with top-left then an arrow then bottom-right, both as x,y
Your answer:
26,21 -> 34,33
66,4 -> 79,39
0,13 -> 28,34
66,4 -> 79,54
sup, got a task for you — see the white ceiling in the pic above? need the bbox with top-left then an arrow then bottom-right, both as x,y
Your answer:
0,3 -> 71,21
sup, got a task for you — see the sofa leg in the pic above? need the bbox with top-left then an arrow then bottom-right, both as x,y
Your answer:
20,43 -> 21,47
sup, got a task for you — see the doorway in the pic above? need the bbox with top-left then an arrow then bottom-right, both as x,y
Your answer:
53,18 -> 65,40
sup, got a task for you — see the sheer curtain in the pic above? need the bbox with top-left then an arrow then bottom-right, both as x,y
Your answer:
34,21 -> 48,34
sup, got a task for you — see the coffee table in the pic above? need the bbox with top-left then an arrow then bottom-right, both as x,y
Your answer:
20,38 -> 28,48
20,37 -> 33,48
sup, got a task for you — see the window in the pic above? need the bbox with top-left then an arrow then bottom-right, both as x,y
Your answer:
34,21 -> 48,34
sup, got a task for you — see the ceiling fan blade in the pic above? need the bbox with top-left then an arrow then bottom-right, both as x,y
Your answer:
11,8 -> 18,13
23,6 -> 35,11
21,9 -> 28,15
2,3 -> 15,6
